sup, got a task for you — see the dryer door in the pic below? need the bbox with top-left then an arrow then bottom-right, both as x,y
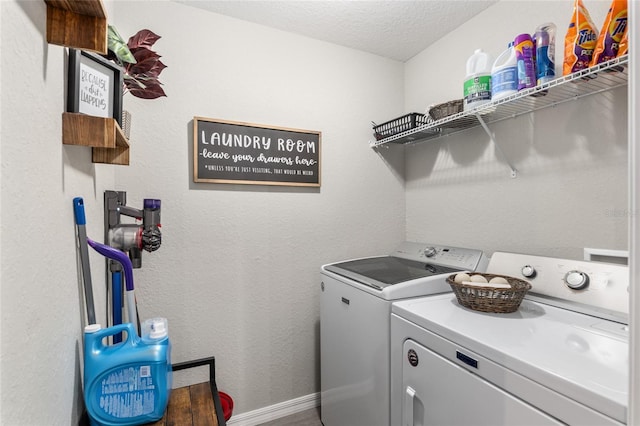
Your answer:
401,339 -> 561,426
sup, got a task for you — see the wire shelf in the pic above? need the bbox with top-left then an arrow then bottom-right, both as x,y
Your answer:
370,55 -> 629,147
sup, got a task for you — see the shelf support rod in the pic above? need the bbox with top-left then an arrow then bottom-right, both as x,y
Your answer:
475,113 -> 518,178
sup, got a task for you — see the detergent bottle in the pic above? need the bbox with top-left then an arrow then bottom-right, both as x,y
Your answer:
463,49 -> 493,111
84,319 -> 172,426
535,23 -> 557,85
491,42 -> 518,101
514,33 -> 536,90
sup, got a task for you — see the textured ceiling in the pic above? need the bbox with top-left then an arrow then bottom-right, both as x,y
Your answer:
174,1 -> 498,62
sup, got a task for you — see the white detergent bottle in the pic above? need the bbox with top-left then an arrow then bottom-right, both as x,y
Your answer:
463,49 -> 492,111
491,42 -> 518,101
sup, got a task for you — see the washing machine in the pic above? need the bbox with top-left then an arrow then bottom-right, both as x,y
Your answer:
391,252 -> 629,425
320,242 -> 488,426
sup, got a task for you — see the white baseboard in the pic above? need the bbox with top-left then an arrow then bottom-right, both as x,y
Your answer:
226,392 -> 320,426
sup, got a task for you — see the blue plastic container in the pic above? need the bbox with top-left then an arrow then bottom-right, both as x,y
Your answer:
535,23 -> 557,85
84,320 -> 172,426
491,42 -> 518,101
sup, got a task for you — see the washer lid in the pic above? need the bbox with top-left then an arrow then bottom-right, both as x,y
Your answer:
324,256 -> 461,290
392,294 -> 628,423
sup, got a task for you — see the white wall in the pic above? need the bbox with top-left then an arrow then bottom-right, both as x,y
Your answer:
108,0 -> 407,417
0,1 -> 115,424
2,0 -> 631,423
404,0 -> 628,259
0,0 -> 406,423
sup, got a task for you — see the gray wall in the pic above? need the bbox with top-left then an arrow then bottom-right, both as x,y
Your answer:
403,1 -> 628,259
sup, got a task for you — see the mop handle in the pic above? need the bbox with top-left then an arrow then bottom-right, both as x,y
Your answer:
73,198 -> 96,325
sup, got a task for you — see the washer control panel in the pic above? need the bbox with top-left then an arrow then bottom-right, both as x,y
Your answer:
521,265 -> 537,278
564,270 -> 589,290
393,242 -> 489,272
487,252 -> 628,319
423,247 -> 437,258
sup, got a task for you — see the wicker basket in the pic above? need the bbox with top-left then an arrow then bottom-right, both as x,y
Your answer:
428,99 -> 463,121
446,273 -> 532,313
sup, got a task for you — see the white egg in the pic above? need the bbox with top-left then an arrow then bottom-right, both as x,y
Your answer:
454,273 -> 471,283
470,275 -> 488,283
489,276 -> 509,285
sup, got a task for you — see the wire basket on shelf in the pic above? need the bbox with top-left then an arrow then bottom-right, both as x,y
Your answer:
446,273 -> 532,313
372,113 -> 431,141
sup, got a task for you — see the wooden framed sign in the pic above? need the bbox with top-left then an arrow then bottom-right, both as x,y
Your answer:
194,117 -> 321,187
67,49 -> 123,125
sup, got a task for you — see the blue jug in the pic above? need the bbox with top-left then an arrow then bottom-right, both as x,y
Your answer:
84,320 -> 172,425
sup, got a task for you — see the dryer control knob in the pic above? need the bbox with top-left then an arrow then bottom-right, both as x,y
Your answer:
424,247 -> 437,257
521,265 -> 537,278
564,270 -> 589,290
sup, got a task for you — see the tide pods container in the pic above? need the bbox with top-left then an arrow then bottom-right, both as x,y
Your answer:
84,319 -> 172,426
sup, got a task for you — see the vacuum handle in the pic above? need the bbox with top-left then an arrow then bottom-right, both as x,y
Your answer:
87,239 -> 135,292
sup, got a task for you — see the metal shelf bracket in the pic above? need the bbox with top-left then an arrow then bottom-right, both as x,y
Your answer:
475,113 -> 517,178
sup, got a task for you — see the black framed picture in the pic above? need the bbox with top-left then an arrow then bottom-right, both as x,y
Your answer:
193,117 -> 321,187
67,48 -> 123,125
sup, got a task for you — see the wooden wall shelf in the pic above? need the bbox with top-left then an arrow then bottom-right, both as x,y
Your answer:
45,1 -> 130,166
92,145 -> 130,166
62,113 -> 130,165
45,0 -> 107,53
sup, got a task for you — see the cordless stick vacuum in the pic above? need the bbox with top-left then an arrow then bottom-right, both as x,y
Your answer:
105,192 -> 162,269
104,191 -> 162,342
87,239 -> 138,334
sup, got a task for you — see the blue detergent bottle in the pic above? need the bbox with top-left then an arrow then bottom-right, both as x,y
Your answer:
491,42 -> 518,101
84,319 -> 172,426
535,23 -> 556,85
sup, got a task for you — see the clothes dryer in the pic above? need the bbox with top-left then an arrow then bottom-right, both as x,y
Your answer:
391,252 -> 629,425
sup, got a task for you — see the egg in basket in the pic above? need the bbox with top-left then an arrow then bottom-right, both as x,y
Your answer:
446,272 -> 532,313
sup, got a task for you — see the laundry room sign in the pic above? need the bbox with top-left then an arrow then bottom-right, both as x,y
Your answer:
193,117 -> 321,187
